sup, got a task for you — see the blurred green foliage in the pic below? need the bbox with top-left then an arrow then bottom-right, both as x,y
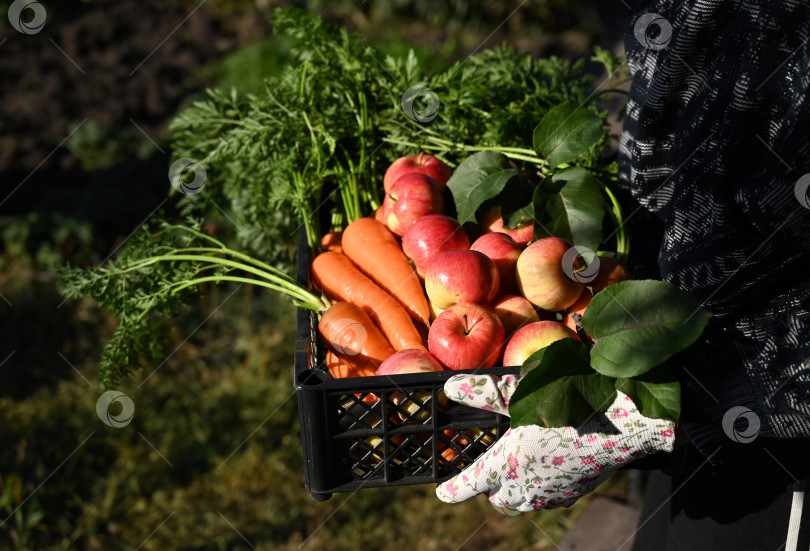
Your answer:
195,36 -> 295,96
64,122 -> 157,173
0,213 -> 94,272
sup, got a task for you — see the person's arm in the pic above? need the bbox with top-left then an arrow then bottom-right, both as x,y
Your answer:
619,0 -> 810,473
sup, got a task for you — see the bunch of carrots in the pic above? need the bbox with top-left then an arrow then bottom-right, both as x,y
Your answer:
313,216 -> 431,379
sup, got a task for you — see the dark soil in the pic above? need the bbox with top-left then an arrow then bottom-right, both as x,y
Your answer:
0,1 -> 232,173
0,1 -> 266,259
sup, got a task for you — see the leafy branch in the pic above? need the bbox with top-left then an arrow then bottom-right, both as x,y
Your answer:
509,280 -> 712,426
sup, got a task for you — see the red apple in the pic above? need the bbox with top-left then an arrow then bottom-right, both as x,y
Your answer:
502,320 -> 580,367
428,303 -> 505,370
478,205 -> 534,247
402,215 -> 469,278
376,350 -> 444,422
490,294 -> 541,337
470,232 -> 521,297
376,349 -> 445,376
383,173 -> 444,236
590,258 -> 631,294
516,237 -> 585,311
425,250 -> 500,309
384,153 -> 452,192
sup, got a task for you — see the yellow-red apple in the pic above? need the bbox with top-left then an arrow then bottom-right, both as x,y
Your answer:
516,237 -> 585,311
470,232 -> 521,297
425,250 -> 500,309
384,153 -> 452,192
502,320 -> 580,367
490,294 -> 541,337
428,303 -> 505,370
402,215 -> 469,277
429,300 -> 445,322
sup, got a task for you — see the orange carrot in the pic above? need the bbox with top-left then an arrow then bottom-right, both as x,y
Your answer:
414,430 -> 460,464
311,251 -> 426,351
341,218 -> 430,327
320,231 -> 343,254
325,350 -> 378,379
319,301 -> 394,368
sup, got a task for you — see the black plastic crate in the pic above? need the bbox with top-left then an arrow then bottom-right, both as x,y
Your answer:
293,231 -> 520,501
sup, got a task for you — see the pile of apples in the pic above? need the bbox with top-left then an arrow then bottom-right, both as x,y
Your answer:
336,153 -> 629,377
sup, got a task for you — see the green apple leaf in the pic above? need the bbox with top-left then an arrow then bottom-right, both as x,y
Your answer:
510,339 -> 612,428
447,151 -> 517,225
499,178 -> 535,230
531,168 -> 607,251
582,280 -> 712,378
545,167 -> 606,251
576,371 -> 618,413
531,177 -> 558,239
533,102 -> 603,167
615,365 -> 681,422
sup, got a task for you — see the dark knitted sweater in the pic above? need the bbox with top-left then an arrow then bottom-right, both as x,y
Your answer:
619,0 -> 810,468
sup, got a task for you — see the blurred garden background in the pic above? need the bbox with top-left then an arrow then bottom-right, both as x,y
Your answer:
1,1 -> 636,549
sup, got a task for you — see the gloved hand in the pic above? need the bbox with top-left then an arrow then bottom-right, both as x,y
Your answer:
436,374 -> 676,514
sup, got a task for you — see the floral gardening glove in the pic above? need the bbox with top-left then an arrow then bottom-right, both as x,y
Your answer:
436,374 -> 676,514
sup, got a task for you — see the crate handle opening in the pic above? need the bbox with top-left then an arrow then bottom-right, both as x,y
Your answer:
297,368 -> 327,387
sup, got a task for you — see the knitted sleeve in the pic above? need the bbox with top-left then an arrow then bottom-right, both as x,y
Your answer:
619,0 -> 810,463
